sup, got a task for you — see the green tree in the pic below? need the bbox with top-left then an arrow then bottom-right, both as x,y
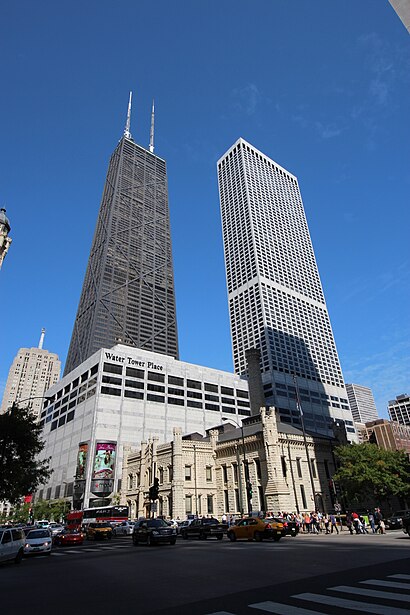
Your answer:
0,404 -> 52,503
333,443 -> 410,505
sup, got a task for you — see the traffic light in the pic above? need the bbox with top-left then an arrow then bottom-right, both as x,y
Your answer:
149,477 -> 160,501
246,481 -> 253,500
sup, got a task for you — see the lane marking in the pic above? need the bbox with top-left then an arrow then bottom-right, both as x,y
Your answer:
389,575 -> 410,580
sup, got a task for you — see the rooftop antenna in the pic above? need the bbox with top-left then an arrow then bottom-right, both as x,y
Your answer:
38,328 -> 46,350
124,91 -> 132,139
149,99 -> 155,153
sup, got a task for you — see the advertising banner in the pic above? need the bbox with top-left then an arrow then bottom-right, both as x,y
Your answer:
75,442 -> 89,479
90,479 -> 114,496
92,442 -> 117,480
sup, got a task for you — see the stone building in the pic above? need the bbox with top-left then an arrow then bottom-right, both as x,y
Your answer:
122,408 -> 337,519
356,418 -> 410,456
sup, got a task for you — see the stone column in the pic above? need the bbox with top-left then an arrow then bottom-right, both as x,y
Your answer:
172,428 -> 185,519
261,407 -> 292,512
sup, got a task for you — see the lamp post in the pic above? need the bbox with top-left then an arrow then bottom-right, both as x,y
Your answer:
193,444 -> 198,517
9,395 -> 52,412
292,374 -> 317,510
222,417 -> 251,516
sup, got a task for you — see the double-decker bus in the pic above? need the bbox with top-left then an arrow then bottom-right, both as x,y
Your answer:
66,505 -> 129,530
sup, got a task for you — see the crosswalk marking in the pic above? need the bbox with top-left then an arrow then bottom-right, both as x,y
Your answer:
50,552 -> 65,556
329,584 -> 410,602
361,579 -> 410,590
294,592 -> 410,614
249,601 -> 331,614
389,575 -> 410,580
81,548 -> 101,552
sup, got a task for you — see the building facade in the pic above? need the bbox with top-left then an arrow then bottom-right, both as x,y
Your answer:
0,207 -> 12,269
217,138 -> 356,440
0,331 -> 61,418
388,394 -> 410,426
123,408 -> 337,519
356,418 -> 410,456
64,96 -> 178,376
37,344 -> 251,508
345,383 -> 378,423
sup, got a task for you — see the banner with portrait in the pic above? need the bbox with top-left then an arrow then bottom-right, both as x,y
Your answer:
92,442 -> 117,480
75,442 -> 89,479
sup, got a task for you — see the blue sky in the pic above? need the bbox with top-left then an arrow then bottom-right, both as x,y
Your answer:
1,1 -> 409,418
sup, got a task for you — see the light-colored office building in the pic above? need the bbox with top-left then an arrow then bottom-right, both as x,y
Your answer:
123,408 -> 337,519
345,383 -> 378,423
37,344 -> 251,508
389,0 -> 410,33
217,138 -> 356,440
1,330 -> 60,418
388,393 -> 410,426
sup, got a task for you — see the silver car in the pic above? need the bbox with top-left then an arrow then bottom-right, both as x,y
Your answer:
113,521 -> 135,536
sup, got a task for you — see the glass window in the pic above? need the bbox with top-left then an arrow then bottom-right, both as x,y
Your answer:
185,466 -> 192,480
103,362 -> 123,375
148,371 -> 165,383
204,383 -> 218,393
168,375 -> 184,386
187,379 -> 201,390
126,367 -> 144,379
206,467 -> 212,481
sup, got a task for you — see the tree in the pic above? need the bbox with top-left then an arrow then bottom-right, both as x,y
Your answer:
333,443 -> 410,505
0,404 -> 52,504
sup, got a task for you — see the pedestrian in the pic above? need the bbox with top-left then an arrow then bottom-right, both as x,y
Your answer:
346,512 -> 354,535
330,513 -> 339,534
324,514 -> 330,534
368,511 -> 375,533
374,508 -> 383,533
379,519 -> 386,534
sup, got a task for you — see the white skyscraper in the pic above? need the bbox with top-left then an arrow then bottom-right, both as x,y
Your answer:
1,329 -> 61,419
345,383 -> 378,423
388,393 -> 410,426
217,138 -> 356,439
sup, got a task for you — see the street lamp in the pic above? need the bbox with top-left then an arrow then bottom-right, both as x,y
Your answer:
292,374 -> 318,511
8,396 -> 53,415
222,417 -> 251,515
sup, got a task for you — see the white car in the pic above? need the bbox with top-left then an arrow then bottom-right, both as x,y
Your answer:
113,521 -> 135,536
48,523 -> 64,537
24,528 -> 53,555
0,527 -> 25,564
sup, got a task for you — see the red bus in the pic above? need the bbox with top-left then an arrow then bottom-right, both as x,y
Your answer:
66,505 -> 129,530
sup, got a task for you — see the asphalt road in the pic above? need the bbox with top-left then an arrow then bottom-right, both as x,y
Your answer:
1,530 -> 409,615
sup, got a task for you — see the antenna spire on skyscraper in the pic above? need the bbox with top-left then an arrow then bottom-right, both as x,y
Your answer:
124,91 -> 132,139
149,99 -> 155,153
38,328 -> 46,350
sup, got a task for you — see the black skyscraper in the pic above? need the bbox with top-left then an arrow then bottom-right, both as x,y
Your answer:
64,95 -> 179,375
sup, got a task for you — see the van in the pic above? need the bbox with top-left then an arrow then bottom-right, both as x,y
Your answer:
0,527 -> 25,565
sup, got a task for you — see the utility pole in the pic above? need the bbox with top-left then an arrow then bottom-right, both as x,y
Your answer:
293,374 -> 317,509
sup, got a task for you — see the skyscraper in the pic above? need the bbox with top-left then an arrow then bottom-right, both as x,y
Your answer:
0,207 -> 12,270
1,329 -> 61,418
64,95 -> 179,376
345,383 -> 378,423
388,393 -> 410,426
217,138 -> 355,438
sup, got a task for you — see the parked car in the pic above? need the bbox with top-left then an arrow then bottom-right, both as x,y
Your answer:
227,517 -> 283,542
132,518 -> 177,546
113,521 -> 135,536
386,510 -> 410,530
0,528 -> 25,564
24,528 -> 53,555
181,517 -> 224,540
54,529 -> 84,546
86,522 -> 113,540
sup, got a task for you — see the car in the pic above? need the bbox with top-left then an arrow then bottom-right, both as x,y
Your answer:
269,517 -> 299,537
24,528 -> 53,555
113,521 -> 135,536
386,510 -> 410,530
181,517 -> 225,540
48,523 -> 65,537
402,512 -> 410,537
177,519 -> 193,534
132,518 -> 177,546
86,522 -> 113,540
35,520 -> 50,528
0,528 -> 25,565
227,517 -> 283,542
54,529 -> 84,546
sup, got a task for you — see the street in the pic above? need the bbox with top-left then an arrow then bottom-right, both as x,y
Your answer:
0,530 -> 409,614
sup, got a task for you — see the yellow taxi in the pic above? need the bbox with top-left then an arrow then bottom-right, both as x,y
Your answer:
85,522 -> 113,540
227,517 -> 283,542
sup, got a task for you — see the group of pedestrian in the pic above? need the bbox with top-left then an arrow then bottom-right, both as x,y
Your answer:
346,508 -> 386,534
